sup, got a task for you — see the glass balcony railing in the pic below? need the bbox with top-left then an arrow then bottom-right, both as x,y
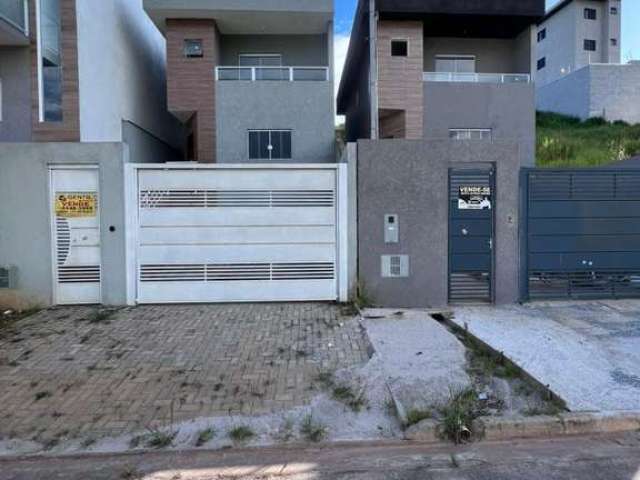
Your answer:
216,66 -> 329,82
0,0 -> 28,34
423,72 -> 531,84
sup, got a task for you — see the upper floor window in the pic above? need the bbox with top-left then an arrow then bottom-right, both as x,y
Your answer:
449,129 -> 492,141
537,29 -> 546,42
239,54 -> 282,67
38,0 -> 63,122
584,39 -> 597,51
537,57 -> 546,70
249,130 -> 292,160
435,55 -> 475,73
184,39 -> 203,58
584,8 -> 597,20
610,7 -> 618,15
611,38 -> 618,47
391,40 -> 408,57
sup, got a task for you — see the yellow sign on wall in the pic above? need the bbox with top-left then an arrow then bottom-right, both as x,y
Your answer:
55,193 -> 97,218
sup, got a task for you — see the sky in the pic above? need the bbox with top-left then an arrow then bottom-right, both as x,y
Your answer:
333,0 -> 640,110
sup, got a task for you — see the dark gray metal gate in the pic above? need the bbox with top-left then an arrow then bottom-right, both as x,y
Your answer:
522,168 -> 640,300
449,168 -> 495,303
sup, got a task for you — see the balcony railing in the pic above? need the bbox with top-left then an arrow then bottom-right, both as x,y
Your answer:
423,72 -> 531,84
0,0 -> 29,35
216,66 -> 329,82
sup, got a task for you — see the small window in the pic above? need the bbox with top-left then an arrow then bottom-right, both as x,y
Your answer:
184,39 -> 204,58
584,8 -> 597,20
537,57 -> 546,70
537,28 -> 546,42
449,129 -> 492,141
611,7 -> 618,15
391,40 -> 408,57
611,38 -> 618,47
248,130 -> 292,160
584,39 -> 597,51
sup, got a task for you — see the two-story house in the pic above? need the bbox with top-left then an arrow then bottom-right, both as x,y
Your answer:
0,0 -> 182,309
535,0 -> 639,123
143,0 -> 336,164
338,0 -> 544,308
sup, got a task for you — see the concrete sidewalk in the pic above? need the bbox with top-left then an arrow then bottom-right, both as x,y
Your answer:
452,300 -> 640,412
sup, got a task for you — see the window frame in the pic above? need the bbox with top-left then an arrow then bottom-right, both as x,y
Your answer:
584,7 -> 597,20
584,39 -> 597,52
390,39 -> 409,57
610,6 -> 618,15
537,28 -> 546,43
183,39 -> 204,58
248,130 -> 293,161
435,55 -> 476,73
537,57 -> 546,70
611,38 -> 618,47
449,128 -> 492,141
238,53 -> 283,67
36,0 -> 64,123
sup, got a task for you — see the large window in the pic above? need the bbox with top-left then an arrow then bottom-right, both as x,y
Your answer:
435,55 -> 476,73
248,130 -> 292,160
38,0 -> 63,122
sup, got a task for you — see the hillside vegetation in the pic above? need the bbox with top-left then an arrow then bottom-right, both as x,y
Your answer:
536,112 -> 640,168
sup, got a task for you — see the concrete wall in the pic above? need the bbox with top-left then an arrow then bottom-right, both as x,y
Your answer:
219,34 -> 329,66
0,143 -> 129,309
76,0 -> 183,148
122,121 -> 181,164
423,37 -> 531,74
0,46 -> 31,142
216,82 -> 335,162
357,139 -> 522,308
535,1 -> 577,86
536,63 -> 640,123
343,49 -> 371,142
423,82 -> 536,166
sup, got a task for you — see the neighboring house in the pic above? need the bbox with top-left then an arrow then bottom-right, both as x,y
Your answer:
142,0 -> 336,164
535,0 -> 640,123
0,0 -> 183,309
338,0 -> 544,307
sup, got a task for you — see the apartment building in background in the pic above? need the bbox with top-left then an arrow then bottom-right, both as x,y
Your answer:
338,0 -> 544,308
535,0 -> 640,123
143,0 -> 336,163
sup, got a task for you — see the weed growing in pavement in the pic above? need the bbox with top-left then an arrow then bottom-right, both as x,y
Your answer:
195,427 -> 216,447
405,409 -> 432,428
439,387 -> 481,444
300,415 -> 327,443
228,425 -> 255,444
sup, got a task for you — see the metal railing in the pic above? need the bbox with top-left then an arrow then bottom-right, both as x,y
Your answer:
216,66 -> 329,82
423,72 -> 531,84
0,0 -> 29,35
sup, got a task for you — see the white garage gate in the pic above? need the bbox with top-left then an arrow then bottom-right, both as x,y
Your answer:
125,164 -> 348,304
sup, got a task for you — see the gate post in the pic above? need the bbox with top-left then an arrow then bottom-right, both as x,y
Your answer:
519,168 -> 530,302
337,162 -> 349,302
124,163 -> 138,306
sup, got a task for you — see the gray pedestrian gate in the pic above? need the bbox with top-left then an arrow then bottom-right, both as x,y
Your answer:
521,168 -> 640,300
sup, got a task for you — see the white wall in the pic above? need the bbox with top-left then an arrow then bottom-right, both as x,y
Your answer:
76,0 -> 183,148
535,2 -> 577,86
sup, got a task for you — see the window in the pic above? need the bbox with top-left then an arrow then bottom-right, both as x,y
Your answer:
391,40 -> 408,57
239,54 -> 282,67
611,7 -> 618,14
38,0 -> 63,122
184,39 -> 203,58
449,129 -> 492,141
584,39 -> 597,51
537,28 -> 546,42
248,130 -> 292,160
584,8 -> 597,20
611,38 -> 618,47
537,57 -> 546,70
435,55 -> 476,73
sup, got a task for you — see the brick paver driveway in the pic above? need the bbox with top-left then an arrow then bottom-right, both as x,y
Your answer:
0,303 -> 368,447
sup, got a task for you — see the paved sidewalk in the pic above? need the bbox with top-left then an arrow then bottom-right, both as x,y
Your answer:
452,300 -> 640,412
0,304 -> 369,447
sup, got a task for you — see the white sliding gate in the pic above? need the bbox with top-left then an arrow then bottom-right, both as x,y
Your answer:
125,164 -> 348,304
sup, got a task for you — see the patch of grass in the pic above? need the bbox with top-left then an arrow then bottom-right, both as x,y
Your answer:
352,281 -> 374,310
439,388 -> 482,445
228,425 -> 254,444
34,391 -> 52,402
273,417 -> 295,442
523,403 -> 564,417
536,111 -> 640,168
300,415 -> 327,443
145,429 -> 177,449
195,427 -> 216,447
405,409 -> 432,427
332,385 -> 368,412
81,436 -> 97,448
315,371 -> 335,387
87,309 -> 116,324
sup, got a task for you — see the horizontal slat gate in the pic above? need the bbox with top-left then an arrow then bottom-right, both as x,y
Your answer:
525,169 -> 640,300
136,168 -> 338,303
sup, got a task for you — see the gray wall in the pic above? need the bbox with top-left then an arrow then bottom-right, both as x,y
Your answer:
0,143 -> 129,309
122,120 -> 182,163
357,139 -> 522,308
423,82 -> 536,166
0,46 -> 31,142
216,82 -> 335,163
220,34 -> 329,66
537,63 -> 640,123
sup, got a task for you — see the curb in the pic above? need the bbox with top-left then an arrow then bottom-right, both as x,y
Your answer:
404,411 -> 640,443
